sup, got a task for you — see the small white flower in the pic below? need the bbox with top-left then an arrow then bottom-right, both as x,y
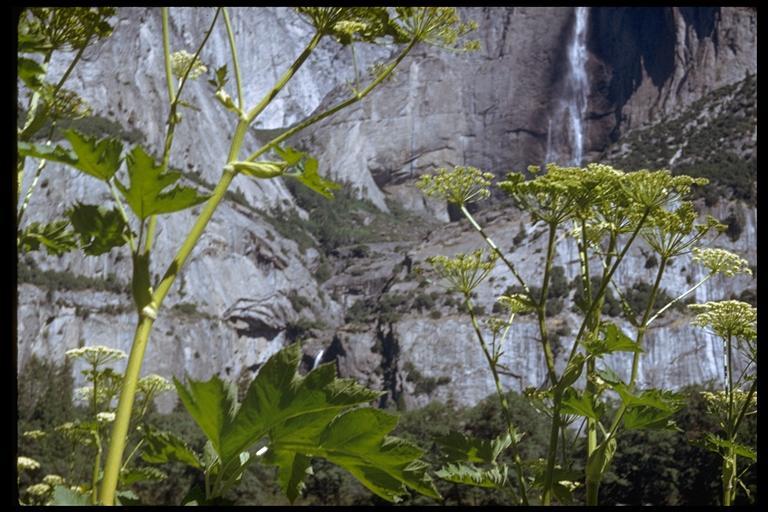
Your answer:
138,374 -> 174,395
22,430 -> 46,441
17,456 -> 41,471
171,50 -> 208,80
25,483 -> 52,497
97,412 -> 116,423
66,345 -> 127,367
42,474 -> 65,487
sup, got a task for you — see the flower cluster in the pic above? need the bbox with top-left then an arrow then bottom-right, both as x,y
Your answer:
138,373 -> 175,396
427,250 -> 497,296
22,430 -> 46,441
97,411 -> 116,423
17,456 -> 41,472
701,389 -> 757,425
689,300 -> 756,341
417,166 -> 494,205
65,345 -> 127,367
395,7 -> 479,51
693,248 -> 752,277
496,293 -> 534,314
170,50 -> 208,81
42,474 -> 65,487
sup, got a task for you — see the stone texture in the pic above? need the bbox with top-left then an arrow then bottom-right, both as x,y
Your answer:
17,7 -> 757,412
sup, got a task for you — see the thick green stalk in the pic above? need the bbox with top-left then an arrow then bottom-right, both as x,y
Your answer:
100,317 -> 154,504
91,430 -> 103,505
465,297 -> 529,505
541,396 -> 562,505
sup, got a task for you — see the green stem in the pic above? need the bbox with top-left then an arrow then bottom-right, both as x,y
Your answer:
221,8 -> 244,110
109,179 -> 137,253
246,31 -> 323,123
731,378 -> 756,436
91,430 -> 102,505
542,397 -> 562,505
120,438 -> 145,475
100,317 -> 153,504
246,38 -> 418,162
566,209 -> 651,365
726,335 -> 734,432
161,9 -> 176,103
459,204 -> 530,295
465,296 -> 529,505
722,448 -> 736,506
536,222 -> 559,387
19,52 -> 52,139
17,157 -> 48,225
606,256 -> 668,441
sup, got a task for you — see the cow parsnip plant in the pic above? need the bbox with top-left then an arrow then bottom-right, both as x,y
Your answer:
689,300 -> 756,505
17,346 -> 174,505
17,7 -> 478,505
418,164 -> 754,505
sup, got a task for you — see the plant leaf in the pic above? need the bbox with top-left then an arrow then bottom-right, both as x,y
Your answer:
18,57 -> 46,90
585,437 -> 617,483
18,220 -> 78,256
266,408 -> 440,503
436,462 -> 508,489
274,145 -> 341,199
17,141 -> 78,164
119,466 -> 167,486
115,146 -> 209,220
561,387 -> 601,420
291,155 -> 341,199
141,424 -> 203,469
63,129 -> 123,181
434,430 -> 512,464
173,374 -> 239,455
699,434 -> 757,461
556,353 -> 586,392
220,343 -> 380,461
584,322 -> 643,357
67,202 -> 129,255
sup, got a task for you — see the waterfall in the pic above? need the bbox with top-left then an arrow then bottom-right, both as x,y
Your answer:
546,7 -> 590,166
568,6 -> 590,166
312,349 -> 324,370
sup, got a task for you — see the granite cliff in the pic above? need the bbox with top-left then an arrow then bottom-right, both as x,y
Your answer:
17,7 -> 756,411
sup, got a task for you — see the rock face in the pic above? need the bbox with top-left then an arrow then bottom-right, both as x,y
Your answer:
17,7 -> 756,412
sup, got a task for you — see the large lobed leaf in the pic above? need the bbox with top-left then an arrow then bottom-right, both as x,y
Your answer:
219,343 -> 380,461
18,220 -> 77,256
67,202 -> 129,255
266,407 -> 440,503
116,146 -> 209,220
175,343 -> 439,503
18,129 -> 122,181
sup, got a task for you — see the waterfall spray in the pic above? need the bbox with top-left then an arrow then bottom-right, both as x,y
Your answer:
312,349 -> 325,370
567,7 -> 589,166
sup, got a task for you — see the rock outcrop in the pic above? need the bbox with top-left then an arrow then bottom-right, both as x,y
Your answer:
17,7 -> 756,412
